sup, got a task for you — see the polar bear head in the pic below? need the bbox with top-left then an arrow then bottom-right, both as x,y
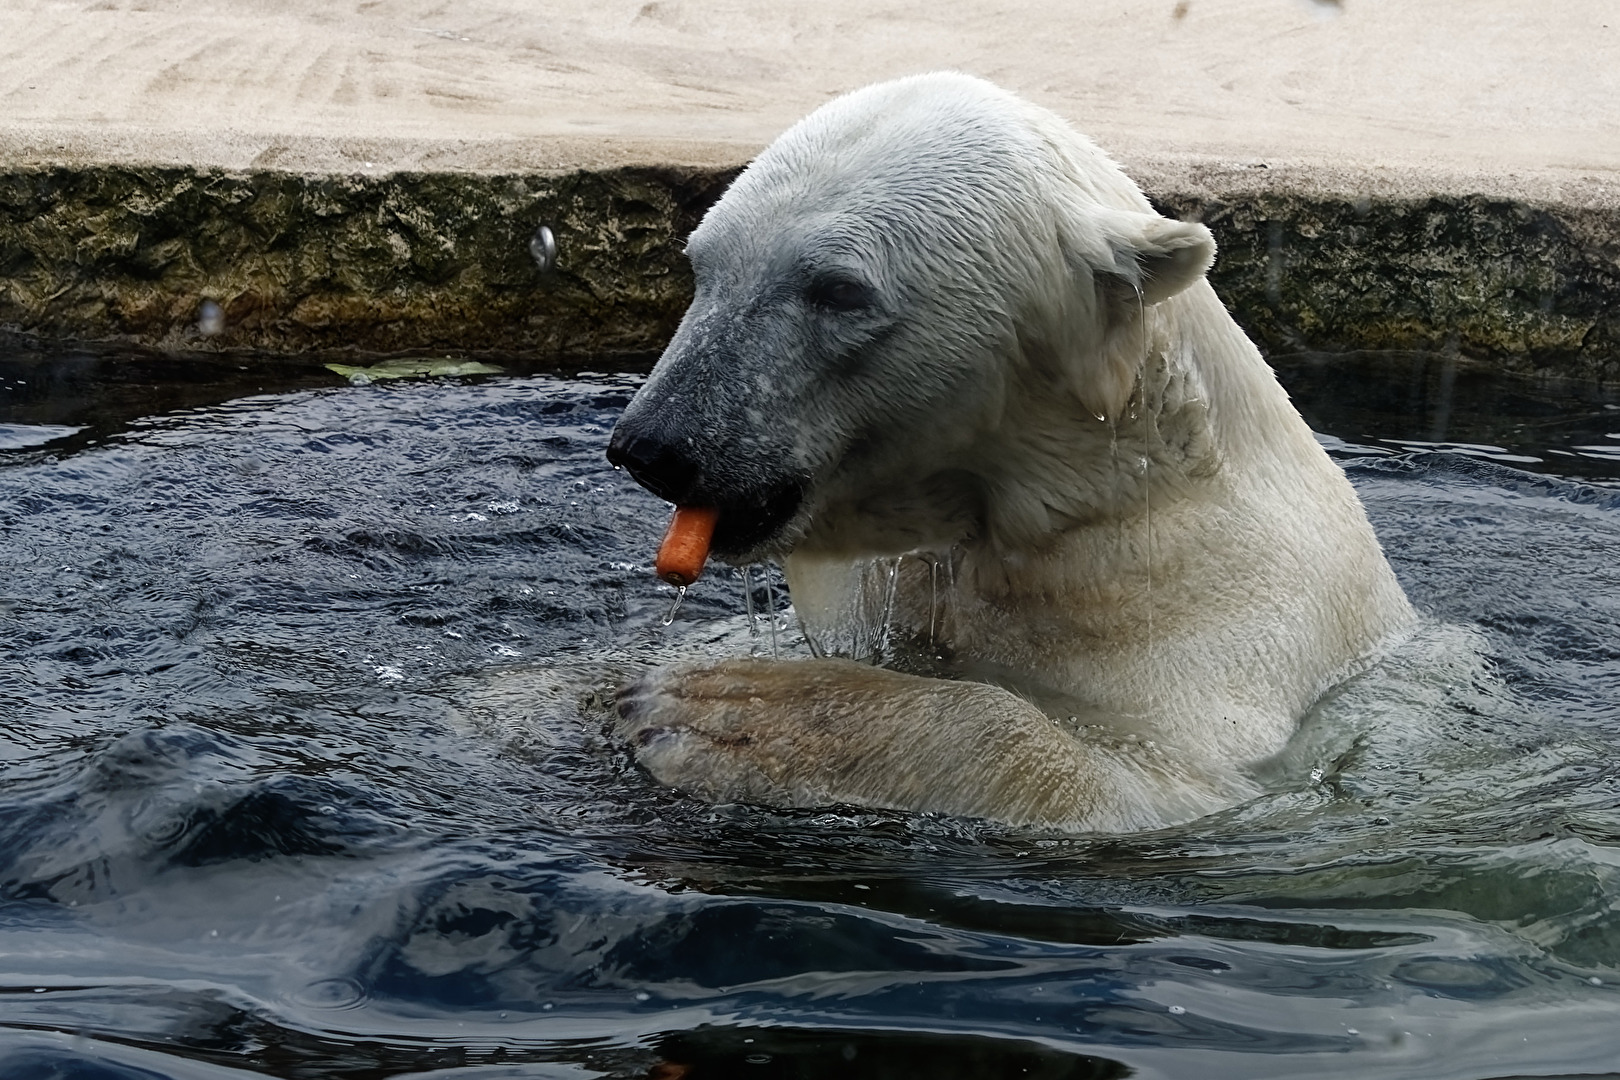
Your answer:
608,72 -> 1216,561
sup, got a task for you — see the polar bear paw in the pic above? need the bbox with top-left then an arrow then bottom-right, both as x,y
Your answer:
614,658 -> 876,809
614,657 -> 1135,827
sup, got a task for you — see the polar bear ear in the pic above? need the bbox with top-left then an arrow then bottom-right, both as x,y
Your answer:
1054,209 -> 1216,422
1094,209 -> 1217,307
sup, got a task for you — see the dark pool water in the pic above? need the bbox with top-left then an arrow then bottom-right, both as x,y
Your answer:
2,345 -> 1620,1079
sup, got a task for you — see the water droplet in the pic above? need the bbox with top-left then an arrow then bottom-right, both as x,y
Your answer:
530,224 -> 558,273
634,991 -> 651,1002
743,564 -> 757,639
661,585 -> 687,626
745,1054 -> 772,1065
1590,976 -> 1604,986
1168,1005 -> 1186,1015
197,299 -> 225,336
927,556 -> 939,647
765,573 -> 779,658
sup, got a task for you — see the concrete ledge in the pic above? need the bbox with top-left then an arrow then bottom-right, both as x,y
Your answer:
3,160 -> 1615,380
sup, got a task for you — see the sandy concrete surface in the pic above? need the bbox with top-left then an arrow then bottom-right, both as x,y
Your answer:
2,0 -> 1617,200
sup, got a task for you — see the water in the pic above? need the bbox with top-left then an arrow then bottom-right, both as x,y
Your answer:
2,344 -> 1620,1078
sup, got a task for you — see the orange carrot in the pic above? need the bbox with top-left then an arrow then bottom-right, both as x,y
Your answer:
655,505 -> 719,587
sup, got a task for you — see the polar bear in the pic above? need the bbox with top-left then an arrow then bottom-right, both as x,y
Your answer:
606,73 -> 1415,832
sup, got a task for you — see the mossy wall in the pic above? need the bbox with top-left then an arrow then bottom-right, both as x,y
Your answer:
0,163 -> 1615,378
0,165 -> 737,357
1152,193 -> 1620,381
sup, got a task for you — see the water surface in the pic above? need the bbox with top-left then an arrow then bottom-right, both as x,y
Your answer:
2,345 -> 1619,1079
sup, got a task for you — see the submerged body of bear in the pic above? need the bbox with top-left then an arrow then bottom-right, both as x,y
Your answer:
608,73 -> 1415,831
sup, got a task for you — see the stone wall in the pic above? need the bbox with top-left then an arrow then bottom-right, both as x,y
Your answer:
0,165 -> 736,358
1152,192 -> 1620,381
2,164 -> 1616,378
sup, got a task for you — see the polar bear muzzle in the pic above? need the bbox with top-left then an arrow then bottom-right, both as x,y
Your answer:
606,422 -> 806,558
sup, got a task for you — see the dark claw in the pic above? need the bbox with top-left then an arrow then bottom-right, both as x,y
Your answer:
636,726 -> 676,748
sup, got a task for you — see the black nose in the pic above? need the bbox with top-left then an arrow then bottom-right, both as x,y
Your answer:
606,428 -> 702,504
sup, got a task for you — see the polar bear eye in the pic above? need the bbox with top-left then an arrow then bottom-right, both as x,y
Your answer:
808,276 -> 876,313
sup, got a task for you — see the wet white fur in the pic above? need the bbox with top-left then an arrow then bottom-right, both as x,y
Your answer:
616,73 -> 1416,832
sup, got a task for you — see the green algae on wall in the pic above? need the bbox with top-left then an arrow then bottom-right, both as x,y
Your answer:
0,162 -> 1616,380
1152,193 -> 1620,382
0,164 -> 738,357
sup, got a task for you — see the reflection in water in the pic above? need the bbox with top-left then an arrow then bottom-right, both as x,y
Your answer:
1274,348 -> 1620,479
1,350 -> 1619,1077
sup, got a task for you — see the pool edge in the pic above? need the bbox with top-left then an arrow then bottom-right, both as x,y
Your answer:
1,160 -> 1615,379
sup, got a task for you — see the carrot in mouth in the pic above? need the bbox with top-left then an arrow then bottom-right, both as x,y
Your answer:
655,505 -> 720,587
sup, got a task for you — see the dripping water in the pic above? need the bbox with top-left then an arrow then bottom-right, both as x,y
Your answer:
741,563 -> 783,657
1136,282 -> 1154,715
661,584 -> 687,626
742,564 -> 757,638
1108,410 -> 1124,607
873,557 -> 901,662
765,574 -> 779,658
927,555 -> 939,652
1142,451 -> 1154,713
